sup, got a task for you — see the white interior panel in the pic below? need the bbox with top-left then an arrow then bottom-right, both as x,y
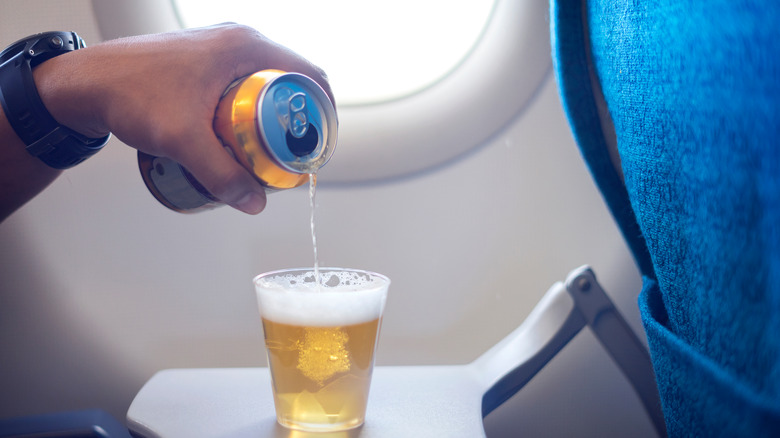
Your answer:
0,1 -> 652,436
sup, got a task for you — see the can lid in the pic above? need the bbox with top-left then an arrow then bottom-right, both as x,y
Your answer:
258,73 -> 337,174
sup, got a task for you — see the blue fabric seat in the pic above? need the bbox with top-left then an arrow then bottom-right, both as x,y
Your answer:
551,0 -> 780,435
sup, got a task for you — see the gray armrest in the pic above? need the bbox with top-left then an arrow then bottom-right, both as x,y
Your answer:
473,280 -> 584,414
473,266 -> 666,437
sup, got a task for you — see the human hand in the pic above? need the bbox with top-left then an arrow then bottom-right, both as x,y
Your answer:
32,24 -> 334,214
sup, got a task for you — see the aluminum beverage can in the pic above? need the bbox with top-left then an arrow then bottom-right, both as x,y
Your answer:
138,70 -> 337,213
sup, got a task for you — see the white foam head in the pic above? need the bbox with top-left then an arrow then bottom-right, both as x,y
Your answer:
253,268 -> 390,326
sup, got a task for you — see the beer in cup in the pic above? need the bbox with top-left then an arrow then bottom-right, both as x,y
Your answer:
254,268 -> 390,432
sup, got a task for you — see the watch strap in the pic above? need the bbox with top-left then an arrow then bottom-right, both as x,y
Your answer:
0,31 -> 110,169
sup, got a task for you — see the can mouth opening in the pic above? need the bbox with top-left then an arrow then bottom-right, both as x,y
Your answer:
287,125 -> 319,157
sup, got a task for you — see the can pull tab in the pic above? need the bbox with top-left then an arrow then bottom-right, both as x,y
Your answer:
274,86 -> 319,157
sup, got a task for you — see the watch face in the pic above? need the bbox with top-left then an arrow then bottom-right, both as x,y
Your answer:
0,32 -> 84,67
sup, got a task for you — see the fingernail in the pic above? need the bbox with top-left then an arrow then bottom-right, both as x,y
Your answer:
234,192 -> 266,214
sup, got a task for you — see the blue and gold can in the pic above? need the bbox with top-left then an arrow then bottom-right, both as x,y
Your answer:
138,70 -> 337,213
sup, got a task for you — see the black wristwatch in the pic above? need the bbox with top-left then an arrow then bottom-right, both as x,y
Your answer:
0,31 -> 110,169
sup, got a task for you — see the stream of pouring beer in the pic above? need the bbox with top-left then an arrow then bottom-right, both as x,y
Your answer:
309,173 -> 320,287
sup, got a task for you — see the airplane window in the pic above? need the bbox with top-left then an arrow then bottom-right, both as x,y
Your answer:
172,0 -> 496,105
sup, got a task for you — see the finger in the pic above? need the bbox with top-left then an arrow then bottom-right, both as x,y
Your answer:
173,134 -> 267,215
259,44 -> 336,104
212,25 -> 336,106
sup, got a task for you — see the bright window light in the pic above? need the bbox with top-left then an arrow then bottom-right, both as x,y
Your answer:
173,0 -> 495,105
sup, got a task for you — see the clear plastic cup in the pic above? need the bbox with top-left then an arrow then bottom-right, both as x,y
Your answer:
253,268 -> 390,432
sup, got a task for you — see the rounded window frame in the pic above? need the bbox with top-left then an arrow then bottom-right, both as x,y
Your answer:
92,0 -> 551,184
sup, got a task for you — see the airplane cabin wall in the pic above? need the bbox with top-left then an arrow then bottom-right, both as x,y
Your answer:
0,1 -> 655,436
